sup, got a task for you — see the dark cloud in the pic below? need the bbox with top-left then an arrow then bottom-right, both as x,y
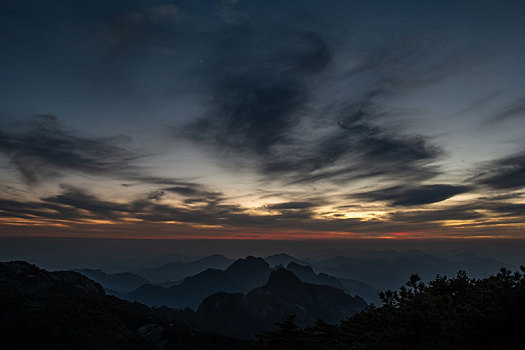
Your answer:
164,184 -> 223,204
292,33 -> 332,74
459,90 -> 503,114
178,15 -> 457,186
147,190 -> 166,200
185,77 -> 306,156
356,184 -> 471,206
0,116 -> 204,190
388,206 -> 484,224
42,186 -> 129,219
0,115 -> 137,184
475,151 -> 525,189
255,104 -> 442,184
122,177 -> 200,186
388,193 -> 525,224
266,201 -> 318,210
0,182 -> 523,237
480,201 -> 525,218
0,198 -> 82,221
491,95 -> 525,122
183,26 -> 333,157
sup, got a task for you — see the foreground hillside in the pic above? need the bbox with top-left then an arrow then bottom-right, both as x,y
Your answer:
0,260 -> 364,347
0,261 -> 248,350
257,267 -> 525,350
2,260 -> 525,349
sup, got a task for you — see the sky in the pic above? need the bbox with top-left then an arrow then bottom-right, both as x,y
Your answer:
1,0 -> 525,241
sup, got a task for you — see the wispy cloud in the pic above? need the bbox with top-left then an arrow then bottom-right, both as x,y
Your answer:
474,150 -> 525,189
355,184 -> 471,206
0,115 -> 137,184
176,8 -> 466,187
490,95 -> 525,122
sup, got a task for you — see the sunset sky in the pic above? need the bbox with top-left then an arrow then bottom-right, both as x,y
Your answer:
1,0 -> 524,240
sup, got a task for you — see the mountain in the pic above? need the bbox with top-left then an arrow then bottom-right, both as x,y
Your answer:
197,268 -> 367,339
286,261 -> 347,291
264,253 -> 308,267
137,254 -> 233,283
75,268 -> 150,292
338,278 -> 381,305
128,256 -> 271,309
257,268 -> 525,350
0,261 -> 249,350
285,261 -> 380,304
316,251 -> 513,290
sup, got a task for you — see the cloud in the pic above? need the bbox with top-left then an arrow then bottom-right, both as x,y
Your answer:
185,77 -> 306,156
147,190 -> 166,200
490,95 -> 525,122
164,184 -> 223,204
292,33 -> 332,74
183,28 -> 333,157
355,184 -> 471,206
0,182 -> 523,238
0,115 -> 138,184
177,13 -> 461,187
0,116 -> 203,190
42,185 -> 130,219
252,103 -> 442,184
475,151 -> 525,189
266,201 -> 318,210
388,206 -> 484,223
0,197 -> 81,221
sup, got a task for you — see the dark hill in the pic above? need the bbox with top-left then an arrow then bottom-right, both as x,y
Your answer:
75,268 -> 150,292
197,268 -> 367,338
286,261 -> 347,291
257,267 -> 525,350
338,277 -> 381,305
137,254 -> 233,283
0,261 -> 250,350
316,252 -> 513,291
128,256 -> 271,309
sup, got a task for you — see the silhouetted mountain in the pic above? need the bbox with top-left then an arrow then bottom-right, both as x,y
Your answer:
75,268 -> 150,292
197,268 -> 367,339
316,251 -> 513,290
286,261 -> 346,291
338,278 -> 381,305
0,261 -> 249,350
257,268 -> 525,350
128,256 -> 271,309
264,253 -> 308,267
137,254 -> 233,283
285,261 -> 380,304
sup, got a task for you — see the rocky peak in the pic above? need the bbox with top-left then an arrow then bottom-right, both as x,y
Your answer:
266,268 -> 302,287
227,256 -> 269,272
287,261 -> 314,274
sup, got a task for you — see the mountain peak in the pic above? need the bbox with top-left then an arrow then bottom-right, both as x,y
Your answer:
287,261 -> 314,274
266,268 -> 301,286
264,253 -> 301,267
228,256 -> 269,271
